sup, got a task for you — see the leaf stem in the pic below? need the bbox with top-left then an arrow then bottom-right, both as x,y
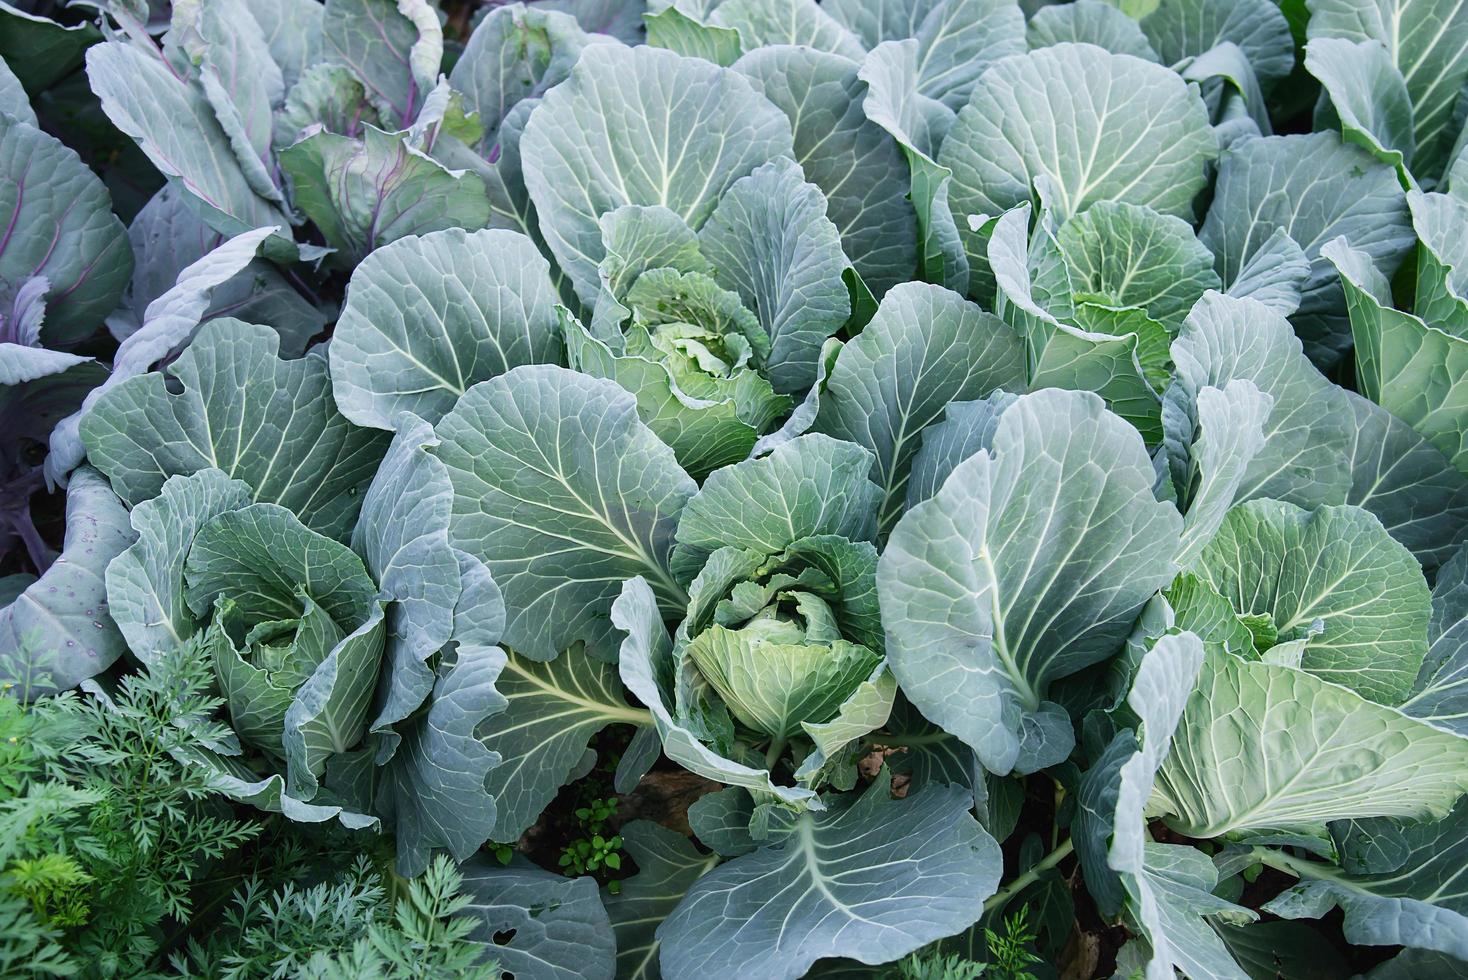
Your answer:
764,736 -> 786,772
983,837 -> 1075,913
1249,846 -> 1326,881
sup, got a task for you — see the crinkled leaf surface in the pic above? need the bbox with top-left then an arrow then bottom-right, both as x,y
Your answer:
734,47 -> 917,296
1346,390 -> 1468,577
322,0 -> 439,127
434,365 -> 695,661
697,158 -> 850,394
331,228 -> 562,429
940,43 -> 1214,292
449,2 -> 613,154
117,184 -> 323,352
1199,133 -> 1414,366
105,468 -> 253,663
613,576 -> 816,806
48,225 -> 280,484
521,43 -> 794,306
812,281 -> 1025,534
1330,237 -> 1468,476
1403,543 -> 1468,735
1027,0 -> 1160,59
1193,499 -> 1431,703
672,433 -> 880,581
1307,0 -> 1468,182
279,125 -> 492,268
85,40 -> 290,243
80,320 -> 389,541
1164,291 -> 1353,510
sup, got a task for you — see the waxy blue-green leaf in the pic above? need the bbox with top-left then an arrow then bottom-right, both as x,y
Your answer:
1098,632 -> 1254,980
273,63 -> 384,149
657,770 -> 1001,980
1346,390 -> 1468,577
903,391 -> 1019,509
105,468 -> 253,663
1171,380 -> 1273,567
1151,647 -> 1468,840
331,228 -> 562,430
989,206 -> 1167,442
1409,190 -> 1468,334
80,319 -> 389,541
1264,801 -> 1468,961
734,46 -> 918,296
1164,291 -> 1353,510
48,226 -> 281,485
0,113 -> 131,346
450,2 -> 614,154
115,184 -> 324,353
1307,0 -> 1468,183
812,281 -> 1025,534
1306,37 -> 1416,178
0,57 -> 35,126
349,417 -> 473,741
879,388 -> 1182,775
1141,0 -> 1294,90
541,0 -> 646,42
85,40 -> 291,244
1051,201 -> 1221,330
563,312 -> 782,481
246,0 -> 323,90
457,861 -> 616,980
476,645 -> 649,844
279,125 -> 493,268
708,0 -> 865,60
1402,543 -> 1468,735
1328,236 -> 1468,475
826,0 -> 1027,108
696,158 -> 849,394
1193,500 -> 1431,703
856,39 -> 967,290
434,365 -> 695,662
375,626 -> 508,876
688,785 -> 758,857
195,0 -> 287,208
0,467 -> 136,696
521,44 -> 794,306
184,501 -> 385,799
684,605 -> 881,743
605,821 -> 719,980
672,434 -> 880,581
644,5 -> 744,65
940,43 -> 1214,293
1027,0 -> 1159,60
1223,226 -> 1311,316
1199,133 -> 1414,366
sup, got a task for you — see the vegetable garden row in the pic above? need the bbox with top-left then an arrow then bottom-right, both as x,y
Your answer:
3,0 -> 1468,976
